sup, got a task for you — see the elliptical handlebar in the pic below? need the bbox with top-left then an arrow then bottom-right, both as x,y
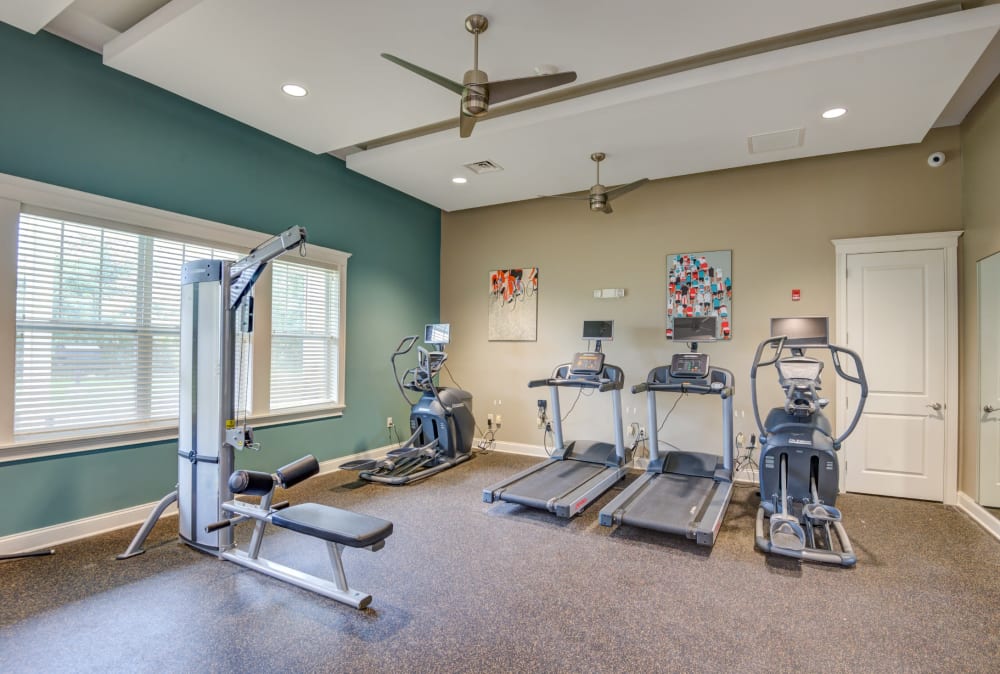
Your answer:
750,336 -> 787,436
394,335 -> 419,357
750,335 -> 869,449
391,335 -> 421,407
829,344 -> 869,449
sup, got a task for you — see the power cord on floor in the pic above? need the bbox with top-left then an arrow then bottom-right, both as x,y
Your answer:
734,432 -> 759,475
477,420 -> 497,452
441,361 -> 493,449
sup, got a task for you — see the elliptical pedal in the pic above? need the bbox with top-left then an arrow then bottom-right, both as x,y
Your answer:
803,502 -> 842,523
769,516 -> 806,551
340,459 -> 378,471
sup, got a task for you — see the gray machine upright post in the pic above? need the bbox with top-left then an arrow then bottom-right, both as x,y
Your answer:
549,386 -> 564,451
646,388 -> 659,462
611,388 -> 626,460
721,393 -> 734,473
178,259 -> 235,553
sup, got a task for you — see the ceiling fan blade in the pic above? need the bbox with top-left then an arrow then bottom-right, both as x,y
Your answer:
459,107 -> 476,138
605,178 -> 650,201
538,193 -> 592,200
601,203 -> 614,214
381,53 -> 465,95
487,71 -> 577,104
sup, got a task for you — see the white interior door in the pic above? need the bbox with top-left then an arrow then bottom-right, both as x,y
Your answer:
979,252 -> 1000,508
844,249 -> 947,501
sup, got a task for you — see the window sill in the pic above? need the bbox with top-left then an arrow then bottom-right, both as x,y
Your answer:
0,405 -> 345,464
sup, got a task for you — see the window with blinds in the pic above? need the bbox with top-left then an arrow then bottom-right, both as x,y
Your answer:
14,212 -> 237,437
270,261 -> 340,410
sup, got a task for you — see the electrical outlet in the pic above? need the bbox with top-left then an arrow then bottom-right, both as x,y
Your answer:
386,417 -> 393,428
487,413 -> 494,425
495,414 -> 502,428
627,425 -> 637,438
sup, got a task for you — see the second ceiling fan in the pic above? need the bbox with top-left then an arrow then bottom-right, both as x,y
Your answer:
382,14 -> 577,138
547,153 -> 650,214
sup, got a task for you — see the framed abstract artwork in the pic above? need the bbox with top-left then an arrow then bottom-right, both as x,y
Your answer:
488,268 -> 538,341
666,250 -> 732,340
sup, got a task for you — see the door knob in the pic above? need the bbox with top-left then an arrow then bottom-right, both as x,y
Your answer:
926,402 -> 943,412
986,404 -> 998,414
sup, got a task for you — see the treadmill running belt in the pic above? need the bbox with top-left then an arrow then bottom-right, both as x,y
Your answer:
618,473 -> 717,535
496,460 -> 608,510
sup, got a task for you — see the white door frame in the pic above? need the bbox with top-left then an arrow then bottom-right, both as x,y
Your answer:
833,231 -> 962,505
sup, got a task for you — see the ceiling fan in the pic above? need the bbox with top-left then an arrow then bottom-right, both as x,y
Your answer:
546,153 -> 650,214
381,14 -> 577,138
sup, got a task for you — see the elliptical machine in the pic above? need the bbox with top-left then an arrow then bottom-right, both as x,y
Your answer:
750,317 -> 868,566
341,323 -> 474,484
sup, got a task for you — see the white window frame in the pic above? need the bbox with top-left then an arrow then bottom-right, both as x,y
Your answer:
0,172 -> 350,462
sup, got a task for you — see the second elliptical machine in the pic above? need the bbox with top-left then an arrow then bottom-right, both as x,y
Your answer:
341,323 -> 474,484
750,316 -> 868,566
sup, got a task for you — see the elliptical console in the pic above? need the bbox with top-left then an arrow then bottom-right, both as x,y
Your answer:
750,316 -> 868,566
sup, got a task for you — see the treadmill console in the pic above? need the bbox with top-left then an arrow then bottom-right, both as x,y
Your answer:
669,352 -> 710,379
570,351 -> 605,377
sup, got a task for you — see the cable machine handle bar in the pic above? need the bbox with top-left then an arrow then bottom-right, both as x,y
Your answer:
750,335 -> 786,436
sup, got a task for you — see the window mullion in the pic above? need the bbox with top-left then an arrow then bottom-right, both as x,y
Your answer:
0,197 -> 21,443
135,236 -> 155,420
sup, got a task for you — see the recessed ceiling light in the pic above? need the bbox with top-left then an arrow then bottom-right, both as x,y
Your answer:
822,107 -> 847,119
452,177 -> 468,184
282,83 -> 308,97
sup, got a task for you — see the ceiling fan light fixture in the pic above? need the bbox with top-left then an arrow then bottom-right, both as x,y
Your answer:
822,107 -> 847,119
281,83 -> 308,97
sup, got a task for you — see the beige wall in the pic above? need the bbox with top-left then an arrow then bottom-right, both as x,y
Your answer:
441,128 -> 962,453
960,77 -> 1000,496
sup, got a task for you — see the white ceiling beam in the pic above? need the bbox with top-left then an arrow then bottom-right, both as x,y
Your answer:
0,0 -> 74,34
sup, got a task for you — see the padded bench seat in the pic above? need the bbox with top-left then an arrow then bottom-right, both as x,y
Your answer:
272,503 -> 393,548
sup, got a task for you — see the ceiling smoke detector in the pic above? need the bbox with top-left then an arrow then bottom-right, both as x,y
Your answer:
463,159 -> 504,174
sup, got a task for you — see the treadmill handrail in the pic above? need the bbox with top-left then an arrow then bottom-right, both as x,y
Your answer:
529,362 -> 624,392
530,378 -> 615,392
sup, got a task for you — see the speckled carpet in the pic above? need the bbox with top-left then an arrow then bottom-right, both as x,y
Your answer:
2,451 -> 999,673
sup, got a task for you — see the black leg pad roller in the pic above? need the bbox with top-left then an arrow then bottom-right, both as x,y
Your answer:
272,503 -> 393,548
229,470 -> 275,496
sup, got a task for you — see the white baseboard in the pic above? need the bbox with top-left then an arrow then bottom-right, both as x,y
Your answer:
0,444 -> 397,556
481,439 -> 550,458
957,491 -> 1000,542
0,500 -> 179,557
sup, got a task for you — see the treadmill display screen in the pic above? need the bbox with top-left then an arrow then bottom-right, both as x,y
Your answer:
570,352 -> 605,376
669,353 -> 710,379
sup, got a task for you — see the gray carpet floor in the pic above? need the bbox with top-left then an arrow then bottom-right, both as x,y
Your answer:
2,451 -> 999,673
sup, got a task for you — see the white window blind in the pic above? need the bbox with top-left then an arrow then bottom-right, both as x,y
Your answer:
270,260 -> 340,410
14,212 -> 236,437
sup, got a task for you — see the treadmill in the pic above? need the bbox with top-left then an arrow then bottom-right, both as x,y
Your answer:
599,317 -> 735,546
483,321 -> 630,518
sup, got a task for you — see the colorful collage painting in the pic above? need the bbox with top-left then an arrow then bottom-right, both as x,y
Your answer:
666,250 -> 733,340
488,268 -> 538,341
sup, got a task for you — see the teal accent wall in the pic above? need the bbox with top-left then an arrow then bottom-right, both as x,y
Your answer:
0,25 -> 441,537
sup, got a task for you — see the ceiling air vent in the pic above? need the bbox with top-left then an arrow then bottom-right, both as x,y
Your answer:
748,128 -> 805,154
463,159 -> 504,174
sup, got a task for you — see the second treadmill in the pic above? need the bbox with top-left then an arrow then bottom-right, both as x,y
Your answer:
599,346 -> 735,546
